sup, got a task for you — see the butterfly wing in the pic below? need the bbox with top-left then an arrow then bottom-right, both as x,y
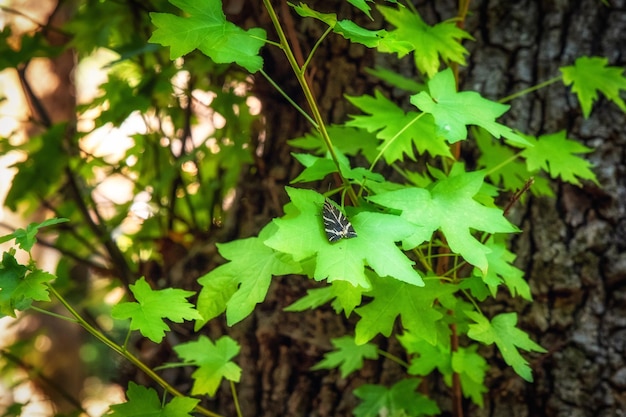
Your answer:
322,200 -> 357,242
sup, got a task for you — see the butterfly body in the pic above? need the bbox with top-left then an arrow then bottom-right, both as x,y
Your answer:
322,200 -> 357,242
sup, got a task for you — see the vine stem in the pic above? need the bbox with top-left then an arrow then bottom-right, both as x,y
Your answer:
45,284 -> 221,417
499,76 -> 562,103
262,0 -> 358,205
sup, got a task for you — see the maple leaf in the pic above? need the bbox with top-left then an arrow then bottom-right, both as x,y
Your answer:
173,335 -> 241,397
451,346 -> 489,407
480,237 -> 531,300
517,131 -> 598,186
346,90 -> 451,164
369,170 -> 518,273
149,0 -> 266,72
285,280 -> 365,316
466,311 -> 546,382
354,379 -> 440,417
288,124 -> 380,163
312,336 -> 378,378
560,56 -> 626,118
400,331 -> 487,407
111,277 -> 202,343
291,3 -> 390,48
411,69 -> 528,145
264,187 -> 423,289
195,223 -> 302,329
291,152 -> 384,185
108,382 -> 199,417
0,253 -> 53,317
0,218 -> 69,252
347,0 -> 374,19
398,330 -> 451,377
354,277 -> 454,345
377,6 -> 472,78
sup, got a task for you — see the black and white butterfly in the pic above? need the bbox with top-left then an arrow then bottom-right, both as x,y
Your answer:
322,199 -> 357,243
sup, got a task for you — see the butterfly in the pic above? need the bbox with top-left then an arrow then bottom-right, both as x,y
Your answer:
322,199 -> 357,243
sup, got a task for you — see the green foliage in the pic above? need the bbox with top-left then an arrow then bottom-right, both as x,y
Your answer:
0,0 -> 619,416
354,379 -> 440,417
0,252 -> 46,317
0,220 -> 67,317
561,56 -> 626,118
466,312 -> 547,382
108,382 -> 199,417
173,336 -> 242,396
346,90 -> 450,163
312,336 -> 378,378
111,277 -> 202,343
377,6 -> 473,78
195,223 -> 302,328
264,187 -> 424,288
517,131 -> 598,186
411,69 -> 527,145
149,0 -> 267,72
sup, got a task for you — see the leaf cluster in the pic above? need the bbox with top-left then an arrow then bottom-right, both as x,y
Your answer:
0,0 -> 622,416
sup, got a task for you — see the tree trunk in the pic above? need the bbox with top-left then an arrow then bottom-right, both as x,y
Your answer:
231,1 -> 626,416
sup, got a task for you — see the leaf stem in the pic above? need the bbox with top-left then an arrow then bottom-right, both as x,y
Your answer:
231,380 -> 243,417
483,151 -> 523,177
302,26 -> 333,73
30,305 -> 79,323
369,112 -> 425,170
499,75 -> 562,103
46,284 -> 222,417
377,349 -> 410,369
262,0 -> 358,205
258,68 -> 317,128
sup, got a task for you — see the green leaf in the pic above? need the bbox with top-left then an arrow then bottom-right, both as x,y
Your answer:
560,56 -> 626,118
173,335 -> 241,397
400,331 -> 488,407
377,6 -> 472,77
284,280 -> 364,316
398,330 -> 451,377
466,311 -> 546,382
370,171 -> 518,273
149,0 -> 266,72
196,223 -> 302,328
111,277 -> 202,343
517,131 -> 597,186
291,152 -> 384,185
312,336 -> 378,377
0,253 -> 53,317
347,0 -> 374,19
334,20 -> 388,47
365,67 -> 425,93
108,382 -> 199,417
346,91 -> 451,163
194,265 -> 238,330
451,346 -> 488,407
290,3 -> 387,48
288,125 -> 380,163
354,277 -> 452,345
0,219 -> 69,252
264,187 -> 423,289
474,127 -> 531,189
480,237 -> 531,300
411,69 -> 529,145
354,379 -> 440,417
